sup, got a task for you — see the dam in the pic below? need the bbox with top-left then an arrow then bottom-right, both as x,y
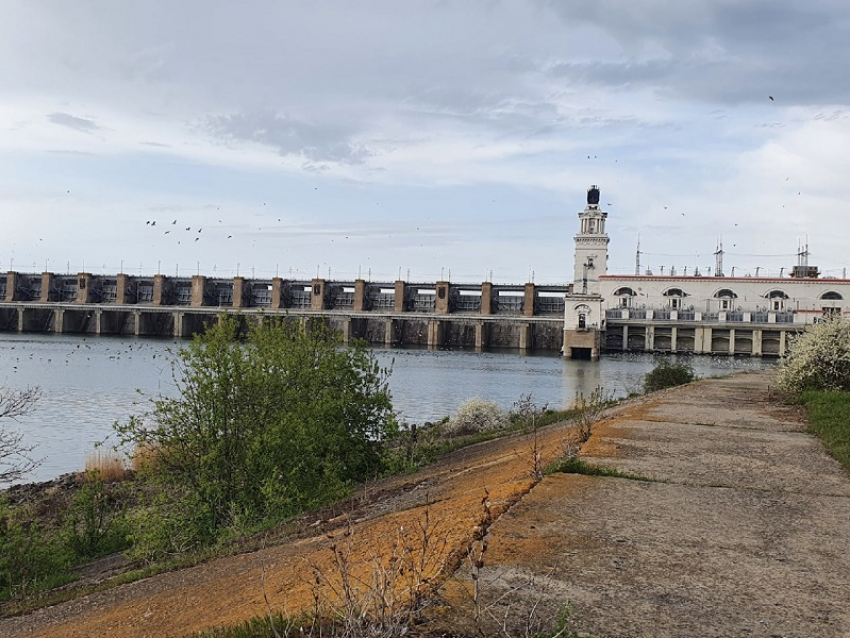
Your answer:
0,271 -> 567,351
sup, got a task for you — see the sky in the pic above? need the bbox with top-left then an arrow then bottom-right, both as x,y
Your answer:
2,1 -> 850,285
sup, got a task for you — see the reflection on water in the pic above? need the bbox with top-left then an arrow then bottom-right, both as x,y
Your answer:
0,334 -> 775,483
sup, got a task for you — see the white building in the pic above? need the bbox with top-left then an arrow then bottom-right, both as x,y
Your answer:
563,186 -> 846,359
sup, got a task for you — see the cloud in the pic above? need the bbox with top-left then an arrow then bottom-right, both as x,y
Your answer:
205,110 -> 372,165
543,1 -> 850,105
47,112 -> 101,134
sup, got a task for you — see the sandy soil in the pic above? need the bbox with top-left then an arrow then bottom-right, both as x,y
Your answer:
3,371 -> 850,638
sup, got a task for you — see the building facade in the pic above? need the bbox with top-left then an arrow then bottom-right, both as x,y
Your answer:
563,186 -> 847,359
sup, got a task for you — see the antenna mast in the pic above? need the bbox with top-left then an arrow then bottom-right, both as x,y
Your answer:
714,239 -> 724,277
635,235 -> 641,276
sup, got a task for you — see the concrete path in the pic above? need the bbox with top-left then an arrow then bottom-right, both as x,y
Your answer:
458,372 -> 850,638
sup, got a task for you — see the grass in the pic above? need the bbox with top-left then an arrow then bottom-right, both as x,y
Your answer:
386,407 -> 581,474
800,390 -> 850,472
547,457 -> 656,482
83,448 -> 129,482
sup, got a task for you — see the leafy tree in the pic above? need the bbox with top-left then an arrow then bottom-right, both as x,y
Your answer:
116,316 -> 395,549
776,316 -> 850,393
0,386 -> 40,485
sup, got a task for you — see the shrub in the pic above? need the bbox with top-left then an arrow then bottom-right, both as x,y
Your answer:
643,359 -> 696,393
115,316 -> 396,551
63,471 -> 130,560
0,501 -> 72,598
445,398 -> 508,436
775,317 -> 850,393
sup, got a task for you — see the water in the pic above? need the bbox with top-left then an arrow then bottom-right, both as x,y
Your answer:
0,333 -> 775,484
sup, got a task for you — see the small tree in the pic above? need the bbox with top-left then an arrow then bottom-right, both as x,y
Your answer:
0,386 -> 40,485
116,316 -> 396,550
775,317 -> 850,393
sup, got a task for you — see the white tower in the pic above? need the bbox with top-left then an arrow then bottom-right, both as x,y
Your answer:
573,185 -> 610,294
563,185 -> 608,361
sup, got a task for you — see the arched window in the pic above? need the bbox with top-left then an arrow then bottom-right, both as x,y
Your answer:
821,291 -> 843,300
574,304 -> 591,330
663,287 -> 687,309
765,289 -> 789,311
613,286 -> 636,307
714,288 -> 737,310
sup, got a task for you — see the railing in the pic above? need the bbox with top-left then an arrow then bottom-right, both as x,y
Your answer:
605,308 -> 800,324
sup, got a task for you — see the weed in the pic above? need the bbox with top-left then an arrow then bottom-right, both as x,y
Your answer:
547,457 -> 654,482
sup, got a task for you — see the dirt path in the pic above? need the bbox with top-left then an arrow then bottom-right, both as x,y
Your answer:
447,372 -> 850,638
3,371 -> 849,637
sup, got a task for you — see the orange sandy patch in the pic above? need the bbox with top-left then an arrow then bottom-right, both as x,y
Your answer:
10,424 -> 580,638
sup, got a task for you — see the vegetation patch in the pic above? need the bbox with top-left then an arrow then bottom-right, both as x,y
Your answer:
800,390 -> 850,472
548,456 -> 654,482
776,317 -> 850,393
643,359 -> 696,393
115,316 -> 396,560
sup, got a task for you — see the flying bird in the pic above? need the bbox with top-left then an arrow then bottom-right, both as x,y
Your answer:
769,95 -> 774,101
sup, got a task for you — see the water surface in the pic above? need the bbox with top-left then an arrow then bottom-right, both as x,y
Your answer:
0,333 -> 774,483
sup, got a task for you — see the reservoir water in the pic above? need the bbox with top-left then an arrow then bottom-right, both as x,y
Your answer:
0,333 -> 774,484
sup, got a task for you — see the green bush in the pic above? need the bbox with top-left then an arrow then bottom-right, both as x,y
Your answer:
62,471 -> 130,560
643,359 -> 696,393
116,316 -> 396,553
0,501 -> 73,598
775,317 -> 850,393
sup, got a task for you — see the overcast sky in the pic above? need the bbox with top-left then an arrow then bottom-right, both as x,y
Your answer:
2,1 -> 849,284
